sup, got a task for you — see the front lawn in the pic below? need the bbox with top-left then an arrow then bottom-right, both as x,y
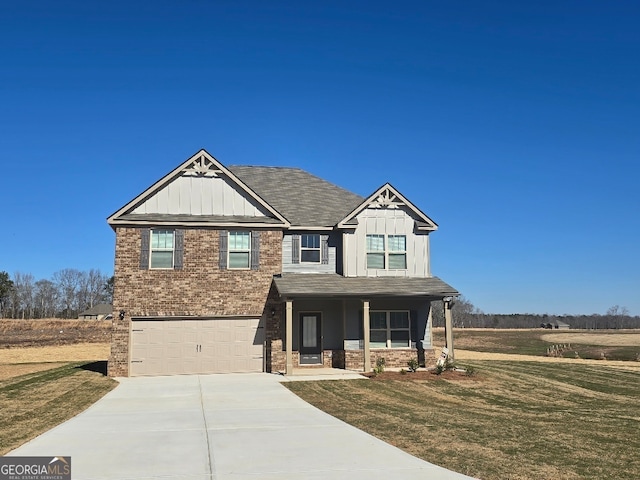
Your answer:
285,361 -> 640,480
0,362 -> 117,455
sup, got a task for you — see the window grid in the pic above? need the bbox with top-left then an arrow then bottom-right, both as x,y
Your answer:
366,234 -> 385,269
229,231 -> 251,269
150,230 -> 174,269
366,234 -> 407,270
301,234 -> 321,263
369,311 -> 411,349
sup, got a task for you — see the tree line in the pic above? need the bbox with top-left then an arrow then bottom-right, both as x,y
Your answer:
0,270 -> 113,319
431,297 -> 640,329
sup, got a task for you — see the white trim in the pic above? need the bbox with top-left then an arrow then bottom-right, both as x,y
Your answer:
228,231 -> 251,269
366,234 -> 407,270
337,183 -> 437,230
300,233 -> 321,263
149,229 -> 175,269
107,149 -> 290,228
369,310 -> 411,349
110,219 -> 282,228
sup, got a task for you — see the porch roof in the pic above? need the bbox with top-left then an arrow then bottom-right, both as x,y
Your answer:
272,273 -> 458,298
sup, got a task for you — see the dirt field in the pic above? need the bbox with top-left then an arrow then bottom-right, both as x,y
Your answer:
455,349 -> 640,372
0,319 -> 111,348
0,319 -> 111,378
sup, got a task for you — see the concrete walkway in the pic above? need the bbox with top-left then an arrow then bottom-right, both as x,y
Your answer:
10,374 -> 475,479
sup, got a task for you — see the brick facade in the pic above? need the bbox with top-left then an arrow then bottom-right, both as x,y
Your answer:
108,227 -> 282,377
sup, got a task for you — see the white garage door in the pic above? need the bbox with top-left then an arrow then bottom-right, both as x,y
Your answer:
130,318 -> 264,376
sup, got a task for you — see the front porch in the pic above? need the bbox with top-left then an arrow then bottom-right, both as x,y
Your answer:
265,274 -> 458,375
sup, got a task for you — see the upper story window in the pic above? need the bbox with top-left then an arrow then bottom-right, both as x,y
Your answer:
301,234 -> 321,263
370,311 -> 411,348
388,235 -> 407,269
150,229 -> 174,269
366,234 -> 406,269
228,231 -> 251,269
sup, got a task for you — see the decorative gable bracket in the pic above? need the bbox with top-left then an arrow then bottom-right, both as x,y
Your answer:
337,183 -> 438,231
182,154 -> 223,177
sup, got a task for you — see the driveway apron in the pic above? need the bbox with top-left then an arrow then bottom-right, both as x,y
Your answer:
10,373 -> 475,479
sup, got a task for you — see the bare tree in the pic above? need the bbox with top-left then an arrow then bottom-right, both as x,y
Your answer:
34,279 -> 59,318
431,296 -> 482,328
606,305 -> 630,329
12,272 -> 36,319
53,268 -> 83,318
86,269 -> 108,308
104,276 -> 114,304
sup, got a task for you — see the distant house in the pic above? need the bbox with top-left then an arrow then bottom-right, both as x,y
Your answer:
106,149 -> 458,377
555,319 -> 570,330
78,304 -> 113,320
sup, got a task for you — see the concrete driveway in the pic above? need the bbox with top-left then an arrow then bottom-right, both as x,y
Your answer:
10,373 -> 475,479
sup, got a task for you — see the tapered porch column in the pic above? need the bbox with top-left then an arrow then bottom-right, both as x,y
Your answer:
363,299 -> 371,372
285,299 -> 293,375
443,297 -> 455,360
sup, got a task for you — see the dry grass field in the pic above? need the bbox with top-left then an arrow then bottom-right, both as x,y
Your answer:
0,319 -> 115,454
433,327 -> 640,361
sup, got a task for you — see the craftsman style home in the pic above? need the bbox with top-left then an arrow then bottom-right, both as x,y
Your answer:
107,149 -> 457,377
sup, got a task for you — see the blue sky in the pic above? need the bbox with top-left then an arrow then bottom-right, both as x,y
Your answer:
1,1 -> 638,315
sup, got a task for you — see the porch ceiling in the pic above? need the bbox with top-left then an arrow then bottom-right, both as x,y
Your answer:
272,273 -> 458,298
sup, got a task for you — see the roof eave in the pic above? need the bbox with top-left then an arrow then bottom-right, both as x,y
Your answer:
107,149 -> 291,228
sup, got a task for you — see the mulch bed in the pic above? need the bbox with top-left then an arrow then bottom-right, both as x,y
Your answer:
363,369 -> 478,381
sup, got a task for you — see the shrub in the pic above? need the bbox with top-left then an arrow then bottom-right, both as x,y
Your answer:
434,357 -> 455,375
400,368 -> 407,375
407,358 -> 419,372
373,357 -> 386,374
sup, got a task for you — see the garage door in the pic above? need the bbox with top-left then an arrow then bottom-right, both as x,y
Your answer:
130,318 -> 264,376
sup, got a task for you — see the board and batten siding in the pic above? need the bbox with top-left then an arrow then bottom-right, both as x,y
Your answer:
282,233 -> 337,273
343,206 -> 430,277
132,174 -> 270,217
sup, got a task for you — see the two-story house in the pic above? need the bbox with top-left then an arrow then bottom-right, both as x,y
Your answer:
107,149 -> 458,377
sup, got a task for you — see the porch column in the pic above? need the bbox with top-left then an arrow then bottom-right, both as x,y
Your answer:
363,299 -> 371,372
443,297 -> 455,360
285,299 -> 293,375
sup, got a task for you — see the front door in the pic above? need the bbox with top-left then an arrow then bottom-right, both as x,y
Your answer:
299,313 -> 322,365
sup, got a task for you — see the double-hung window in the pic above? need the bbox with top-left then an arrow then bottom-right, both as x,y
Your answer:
388,235 -> 407,269
366,234 -> 406,269
150,230 -> 174,269
228,231 -> 251,269
369,311 -> 411,348
366,234 -> 386,269
300,234 -> 321,263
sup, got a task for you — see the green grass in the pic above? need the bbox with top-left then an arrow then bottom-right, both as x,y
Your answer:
0,362 -> 117,455
286,362 -> 640,480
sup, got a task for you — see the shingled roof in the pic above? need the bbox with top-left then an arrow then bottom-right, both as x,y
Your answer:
228,166 -> 364,228
273,273 -> 458,298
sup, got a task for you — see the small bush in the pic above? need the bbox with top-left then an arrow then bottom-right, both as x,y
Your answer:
400,368 -> 407,375
407,358 -> 419,372
463,365 -> 476,377
434,357 -> 455,375
373,357 -> 386,374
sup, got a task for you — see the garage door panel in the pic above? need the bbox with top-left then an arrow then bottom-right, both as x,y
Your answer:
130,318 -> 264,376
